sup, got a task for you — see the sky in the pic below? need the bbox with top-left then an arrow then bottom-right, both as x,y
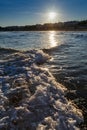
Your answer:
0,0 -> 87,26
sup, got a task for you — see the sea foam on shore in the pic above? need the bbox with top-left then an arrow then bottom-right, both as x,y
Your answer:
0,48 -> 83,130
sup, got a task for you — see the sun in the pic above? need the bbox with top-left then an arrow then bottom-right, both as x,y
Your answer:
49,12 -> 56,20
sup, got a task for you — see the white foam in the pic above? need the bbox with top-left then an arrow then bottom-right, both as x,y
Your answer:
0,49 -> 83,129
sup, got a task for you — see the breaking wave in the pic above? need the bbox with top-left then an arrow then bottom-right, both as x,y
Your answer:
0,47 -> 83,130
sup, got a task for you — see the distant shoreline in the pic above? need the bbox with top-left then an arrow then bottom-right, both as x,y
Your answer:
0,20 -> 87,31
0,29 -> 87,32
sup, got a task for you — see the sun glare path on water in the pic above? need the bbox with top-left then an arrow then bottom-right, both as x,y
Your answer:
49,31 -> 57,48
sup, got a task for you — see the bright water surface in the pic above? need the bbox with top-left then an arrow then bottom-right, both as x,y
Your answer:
0,31 -> 87,95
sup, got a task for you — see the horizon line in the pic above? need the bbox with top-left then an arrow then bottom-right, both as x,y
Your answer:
1,19 -> 87,28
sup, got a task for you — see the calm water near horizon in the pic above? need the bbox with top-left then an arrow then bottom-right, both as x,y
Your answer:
0,31 -> 87,95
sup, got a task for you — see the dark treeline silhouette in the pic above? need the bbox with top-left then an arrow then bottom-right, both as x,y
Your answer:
0,20 -> 87,31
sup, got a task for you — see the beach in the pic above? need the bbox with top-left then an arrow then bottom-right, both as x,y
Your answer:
0,0 -> 87,129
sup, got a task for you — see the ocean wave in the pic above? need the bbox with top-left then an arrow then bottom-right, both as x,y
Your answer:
75,34 -> 87,39
0,47 -> 19,52
0,49 -> 83,129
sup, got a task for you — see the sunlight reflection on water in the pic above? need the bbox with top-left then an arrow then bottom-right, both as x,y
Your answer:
49,31 -> 57,47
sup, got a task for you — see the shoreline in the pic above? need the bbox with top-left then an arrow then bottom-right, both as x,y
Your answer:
0,30 -> 87,32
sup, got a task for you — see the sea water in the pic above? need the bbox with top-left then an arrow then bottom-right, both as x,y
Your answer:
0,31 -> 87,92
0,31 -> 87,129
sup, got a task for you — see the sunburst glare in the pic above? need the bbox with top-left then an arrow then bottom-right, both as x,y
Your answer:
49,12 -> 56,20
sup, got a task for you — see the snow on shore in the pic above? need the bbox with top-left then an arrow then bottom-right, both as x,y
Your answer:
0,49 -> 83,130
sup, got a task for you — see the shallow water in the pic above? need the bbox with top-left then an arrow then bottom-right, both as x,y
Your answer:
0,31 -> 87,129
0,31 -> 87,92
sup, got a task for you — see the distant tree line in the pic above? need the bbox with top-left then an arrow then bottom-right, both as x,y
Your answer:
0,20 -> 87,31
